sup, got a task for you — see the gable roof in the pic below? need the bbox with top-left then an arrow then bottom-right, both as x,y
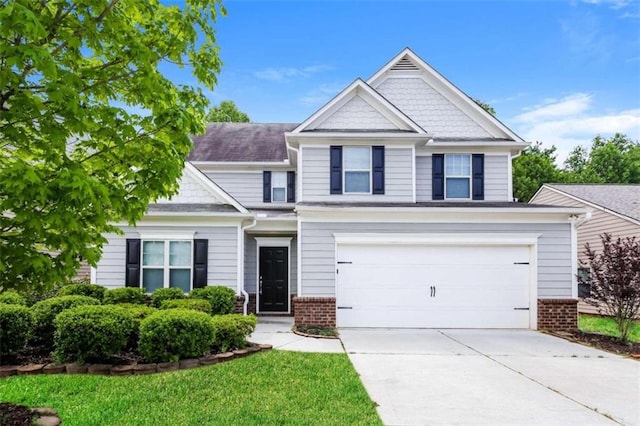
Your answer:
542,184 -> 640,223
153,162 -> 249,215
189,123 -> 297,162
367,47 -> 527,143
292,79 -> 426,134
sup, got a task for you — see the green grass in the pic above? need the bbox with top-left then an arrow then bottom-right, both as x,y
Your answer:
579,314 -> 640,342
0,351 -> 381,426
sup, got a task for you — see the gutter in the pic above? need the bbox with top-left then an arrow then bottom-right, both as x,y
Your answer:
239,217 -> 258,315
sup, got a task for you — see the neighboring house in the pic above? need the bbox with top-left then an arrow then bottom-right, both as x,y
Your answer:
530,184 -> 640,313
93,48 -> 587,331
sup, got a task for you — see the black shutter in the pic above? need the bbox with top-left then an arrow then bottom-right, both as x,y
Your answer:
263,171 -> 271,203
472,154 -> 484,200
125,239 -> 141,288
330,146 -> 342,194
372,146 -> 385,194
287,171 -> 295,203
432,154 -> 444,200
193,239 -> 208,289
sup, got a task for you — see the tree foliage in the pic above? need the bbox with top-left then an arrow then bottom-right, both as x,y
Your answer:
473,98 -> 495,116
514,134 -> 639,202
512,142 -> 562,202
0,0 -> 226,292
206,100 -> 250,122
580,234 -> 640,343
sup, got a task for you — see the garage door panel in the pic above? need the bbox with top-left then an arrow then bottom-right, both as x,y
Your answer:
336,243 -> 532,328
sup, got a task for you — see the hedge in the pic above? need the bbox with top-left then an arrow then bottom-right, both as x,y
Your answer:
160,298 -> 212,313
210,314 -> 257,352
151,288 -> 185,308
31,295 -> 101,347
190,286 -> 236,315
114,304 -> 158,349
54,305 -> 134,363
138,309 -> 215,362
103,288 -> 146,305
0,304 -> 34,357
57,283 -> 107,301
0,291 -> 27,306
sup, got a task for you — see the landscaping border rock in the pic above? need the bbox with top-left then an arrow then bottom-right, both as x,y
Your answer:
0,343 -> 270,379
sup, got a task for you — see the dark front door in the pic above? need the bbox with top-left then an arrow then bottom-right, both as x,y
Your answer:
259,247 -> 288,312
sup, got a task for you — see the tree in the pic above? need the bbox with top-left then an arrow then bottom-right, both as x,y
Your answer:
473,98 -> 495,116
563,134 -> 640,183
580,234 -> 640,343
0,0 -> 226,292
512,142 -> 563,202
206,100 -> 250,122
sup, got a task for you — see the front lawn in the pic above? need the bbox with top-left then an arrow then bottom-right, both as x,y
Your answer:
0,351 -> 381,425
579,314 -> 640,343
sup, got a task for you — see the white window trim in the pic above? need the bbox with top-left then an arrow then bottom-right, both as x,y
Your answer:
343,146 -> 372,194
140,238 -> 193,293
271,171 -> 288,203
444,154 -> 471,200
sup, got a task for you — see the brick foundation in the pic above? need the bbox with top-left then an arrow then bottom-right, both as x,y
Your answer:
234,295 -> 257,315
537,299 -> 578,332
293,297 -> 336,327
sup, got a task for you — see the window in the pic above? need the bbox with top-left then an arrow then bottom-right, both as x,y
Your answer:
577,267 -> 592,298
142,240 -> 192,293
445,154 -> 471,199
343,146 -> 371,193
271,172 -> 287,202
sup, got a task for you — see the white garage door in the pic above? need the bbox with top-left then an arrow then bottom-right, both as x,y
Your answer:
336,243 -> 532,328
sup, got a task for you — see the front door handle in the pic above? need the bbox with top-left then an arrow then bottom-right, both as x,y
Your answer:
259,276 -> 263,295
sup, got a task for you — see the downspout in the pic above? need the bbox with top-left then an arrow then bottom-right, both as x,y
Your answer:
240,217 -> 258,315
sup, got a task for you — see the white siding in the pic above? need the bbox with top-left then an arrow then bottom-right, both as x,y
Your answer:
156,172 -> 223,204
376,77 -> 491,138
485,155 -> 509,201
415,154 -> 509,201
96,226 -> 239,290
301,146 -> 413,202
315,95 -> 397,130
300,222 -> 572,298
206,171 -> 295,208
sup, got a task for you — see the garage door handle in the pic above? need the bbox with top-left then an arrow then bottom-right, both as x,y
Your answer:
337,306 -> 353,309
430,286 -> 436,297
513,307 -> 529,310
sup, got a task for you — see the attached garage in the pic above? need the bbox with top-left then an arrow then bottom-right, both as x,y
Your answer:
335,234 -> 538,329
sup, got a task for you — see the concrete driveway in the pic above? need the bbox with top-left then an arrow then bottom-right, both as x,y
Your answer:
340,329 -> 639,426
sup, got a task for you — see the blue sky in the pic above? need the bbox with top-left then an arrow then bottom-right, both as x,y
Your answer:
170,0 -> 640,163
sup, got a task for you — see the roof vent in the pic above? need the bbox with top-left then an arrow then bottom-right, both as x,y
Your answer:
390,56 -> 419,71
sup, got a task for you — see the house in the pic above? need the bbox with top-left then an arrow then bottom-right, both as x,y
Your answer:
530,184 -> 640,312
93,48 -> 588,331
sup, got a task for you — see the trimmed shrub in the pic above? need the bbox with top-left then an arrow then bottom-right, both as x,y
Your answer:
138,309 -> 215,362
0,304 -> 34,357
151,288 -> 185,308
114,303 -> 158,349
17,282 -> 64,306
210,314 -> 257,352
31,295 -> 101,346
54,305 -> 134,363
160,298 -> 212,313
58,283 -> 107,301
103,287 -> 146,305
190,286 -> 236,315
0,291 -> 26,306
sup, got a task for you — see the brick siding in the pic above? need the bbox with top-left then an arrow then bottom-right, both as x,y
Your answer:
293,297 -> 336,327
234,294 -> 257,315
537,299 -> 578,332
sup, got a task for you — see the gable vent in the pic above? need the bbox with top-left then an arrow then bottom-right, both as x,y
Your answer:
390,56 -> 419,71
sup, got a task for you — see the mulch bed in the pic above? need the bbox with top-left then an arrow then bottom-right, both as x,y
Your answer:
0,403 -> 32,426
555,330 -> 640,358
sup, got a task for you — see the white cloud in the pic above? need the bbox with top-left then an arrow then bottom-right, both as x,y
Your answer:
510,93 -> 640,164
580,0 -> 631,9
253,64 -> 334,82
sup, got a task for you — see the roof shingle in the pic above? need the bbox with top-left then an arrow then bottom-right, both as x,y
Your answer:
189,123 -> 298,162
547,184 -> 640,222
